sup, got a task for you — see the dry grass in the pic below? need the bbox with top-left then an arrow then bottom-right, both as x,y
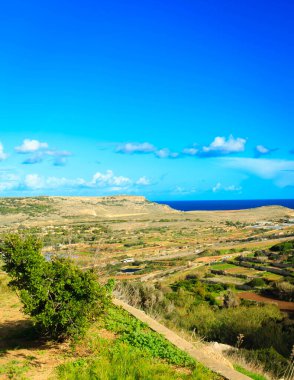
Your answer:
223,350 -> 272,380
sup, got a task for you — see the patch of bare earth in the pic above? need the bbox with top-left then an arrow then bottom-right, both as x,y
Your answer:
0,273 -> 72,379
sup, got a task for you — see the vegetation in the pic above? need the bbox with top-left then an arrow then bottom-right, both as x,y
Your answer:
56,306 -> 220,380
0,266 -> 219,380
116,277 -> 294,378
235,347 -> 290,378
0,197 -> 55,216
233,364 -> 267,380
0,196 -> 293,379
105,307 -> 195,367
0,234 -> 111,340
57,343 -> 208,380
270,241 -> 294,252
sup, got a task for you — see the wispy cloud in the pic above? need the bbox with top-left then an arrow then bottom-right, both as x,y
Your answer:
223,157 -> 294,187
15,139 -> 72,165
116,142 -> 156,154
155,148 -> 179,159
46,150 -> 72,166
116,142 -> 180,159
254,145 -> 278,158
22,153 -> 44,165
182,146 -> 198,156
0,171 -> 19,191
116,136 -> 246,160
212,182 -> 242,193
0,142 -> 8,161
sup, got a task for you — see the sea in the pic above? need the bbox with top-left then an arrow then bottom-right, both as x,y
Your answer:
156,199 -> 294,211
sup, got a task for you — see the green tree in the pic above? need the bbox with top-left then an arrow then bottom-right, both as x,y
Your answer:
1,234 -> 111,340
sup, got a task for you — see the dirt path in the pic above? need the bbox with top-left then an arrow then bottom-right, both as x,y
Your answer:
113,298 -> 251,380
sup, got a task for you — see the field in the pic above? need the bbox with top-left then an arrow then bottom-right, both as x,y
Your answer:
0,196 -> 293,379
237,292 -> 294,312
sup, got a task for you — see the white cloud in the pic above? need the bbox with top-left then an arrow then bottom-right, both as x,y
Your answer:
201,135 -> 246,156
15,138 -> 72,165
136,176 -> 150,186
11,170 -> 151,193
91,170 -> 131,187
0,143 -> 8,161
15,139 -> 49,153
155,148 -> 179,159
116,142 -> 156,154
24,174 -> 45,189
116,142 -> 180,159
256,145 -> 269,154
115,137 -> 247,160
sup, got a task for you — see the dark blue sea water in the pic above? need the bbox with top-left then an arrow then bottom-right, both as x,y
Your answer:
156,199 -> 294,211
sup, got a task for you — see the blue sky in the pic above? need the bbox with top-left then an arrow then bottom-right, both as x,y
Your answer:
0,0 -> 293,200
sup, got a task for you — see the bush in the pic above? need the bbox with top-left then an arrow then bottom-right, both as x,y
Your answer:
0,234 -> 110,340
238,347 -> 289,378
270,241 -> 294,252
246,278 -> 266,288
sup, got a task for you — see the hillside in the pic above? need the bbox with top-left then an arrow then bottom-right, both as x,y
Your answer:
0,196 -> 177,228
0,269 -> 223,380
0,196 -> 293,229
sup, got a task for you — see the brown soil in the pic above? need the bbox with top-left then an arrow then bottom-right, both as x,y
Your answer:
238,292 -> 294,312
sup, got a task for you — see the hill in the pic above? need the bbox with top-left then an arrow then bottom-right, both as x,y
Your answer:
0,196 -> 177,228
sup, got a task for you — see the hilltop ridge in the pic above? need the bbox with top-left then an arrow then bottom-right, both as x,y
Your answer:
0,196 -> 177,228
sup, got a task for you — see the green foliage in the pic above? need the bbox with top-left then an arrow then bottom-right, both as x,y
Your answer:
105,307 -> 195,367
1,234 -> 110,340
57,340 -> 218,380
0,359 -> 31,380
171,277 -> 226,306
264,281 -> 294,301
233,364 -> 267,380
238,347 -> 289,378
270,241 -> 294,252
120,329 -> 195,367
115,281 -> 174,316
246,278 -> 266,288
0,197 -> 54,216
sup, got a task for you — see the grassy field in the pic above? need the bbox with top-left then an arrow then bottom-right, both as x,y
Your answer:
210,263 -> 238,270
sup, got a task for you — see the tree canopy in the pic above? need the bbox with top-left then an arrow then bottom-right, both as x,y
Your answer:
1,234 -> 111,340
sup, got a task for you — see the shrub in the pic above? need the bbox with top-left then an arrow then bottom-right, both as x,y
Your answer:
246,278 -> 266,288
0,234 -> 110,340
270,241 -> 294,252
238,347 -> 289,378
